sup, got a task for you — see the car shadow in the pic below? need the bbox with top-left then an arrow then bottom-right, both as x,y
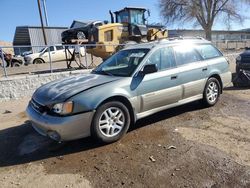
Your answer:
0,101 -> 204,167
224,86 -> 250,91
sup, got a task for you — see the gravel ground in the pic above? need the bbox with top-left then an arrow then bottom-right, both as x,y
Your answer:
0,87 -> 250,188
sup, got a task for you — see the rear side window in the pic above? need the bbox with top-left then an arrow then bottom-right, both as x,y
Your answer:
195,44 -> 222,59
173,45 -> 202,66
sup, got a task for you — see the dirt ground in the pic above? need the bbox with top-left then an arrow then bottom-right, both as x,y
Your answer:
0,84 -> 249,187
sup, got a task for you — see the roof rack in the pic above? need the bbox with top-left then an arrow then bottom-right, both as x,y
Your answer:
168,36 -> 206,41
156,36 -> 207,44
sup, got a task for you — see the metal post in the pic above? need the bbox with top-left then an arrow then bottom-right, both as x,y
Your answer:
1,48 -> 8,77
37,0 -> 47,45
42,0 -> 49,26
77,44 -> 82,68
47,46 -> 53,73
84,46 -> 88,69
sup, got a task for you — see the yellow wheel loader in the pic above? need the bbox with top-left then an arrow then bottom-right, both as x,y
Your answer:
87,7 -> 168,59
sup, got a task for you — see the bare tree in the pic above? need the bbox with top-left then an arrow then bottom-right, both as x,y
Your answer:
159,0 -> 243,40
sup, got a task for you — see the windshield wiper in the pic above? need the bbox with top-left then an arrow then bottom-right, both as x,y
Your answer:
92,70 -> 114,76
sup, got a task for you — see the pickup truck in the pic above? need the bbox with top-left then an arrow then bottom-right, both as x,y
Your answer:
24,45 -> 85,65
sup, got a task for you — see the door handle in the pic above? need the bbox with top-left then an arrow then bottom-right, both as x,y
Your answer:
202,68 -> 208,71
171,75 -> 178,80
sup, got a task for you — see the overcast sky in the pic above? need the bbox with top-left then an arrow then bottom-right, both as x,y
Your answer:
0,0 -> 250,42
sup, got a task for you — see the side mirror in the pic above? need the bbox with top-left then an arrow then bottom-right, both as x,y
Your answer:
142,64 -> 158,74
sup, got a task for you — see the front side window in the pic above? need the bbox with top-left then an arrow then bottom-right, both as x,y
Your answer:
146,47 -> 176,71
49,46 -> 55,52
117,11 -> 129,23
93,49 -> 149,77
195,44 -> 222,60
173,45 -> 202,66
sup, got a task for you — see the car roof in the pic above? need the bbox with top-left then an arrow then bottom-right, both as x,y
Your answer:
124,37 -> 212,50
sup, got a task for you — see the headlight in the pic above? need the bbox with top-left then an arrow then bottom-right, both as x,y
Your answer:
236,55 -> 241,61
52,101 -> 73,115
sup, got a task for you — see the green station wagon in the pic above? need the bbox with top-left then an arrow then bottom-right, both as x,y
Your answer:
26,38 -> 232,143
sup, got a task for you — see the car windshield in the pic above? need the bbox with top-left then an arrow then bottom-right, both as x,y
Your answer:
71,22 -> 89,28
92,49 -> 149,77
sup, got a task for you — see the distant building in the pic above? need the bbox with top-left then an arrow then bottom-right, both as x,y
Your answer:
168,29 -> 250,41
13,26 -> 67,55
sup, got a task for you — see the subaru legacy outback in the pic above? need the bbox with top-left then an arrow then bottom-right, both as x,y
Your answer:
26,38 -> 232,143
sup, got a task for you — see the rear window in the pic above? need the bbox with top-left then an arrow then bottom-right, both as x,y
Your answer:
195,44 -> 222,60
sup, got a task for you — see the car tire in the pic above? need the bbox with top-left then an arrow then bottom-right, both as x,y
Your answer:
76,31 -> 86,40
12,61 -> 22,67
91,101 -> 131,143
202,77 -> 221,107
33,58 -> 45,64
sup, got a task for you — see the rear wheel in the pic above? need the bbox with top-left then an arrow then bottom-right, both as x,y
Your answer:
202,77 -> 221,107
91,101 -> 131,143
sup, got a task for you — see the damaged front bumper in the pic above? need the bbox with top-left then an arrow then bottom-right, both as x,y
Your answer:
26,102 -> 95,142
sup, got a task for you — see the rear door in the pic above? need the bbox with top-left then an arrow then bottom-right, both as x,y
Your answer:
173,45 -> 207,99
137,47 -> 182,112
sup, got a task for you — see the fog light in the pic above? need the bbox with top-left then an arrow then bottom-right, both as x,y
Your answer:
47,131 -> 61,142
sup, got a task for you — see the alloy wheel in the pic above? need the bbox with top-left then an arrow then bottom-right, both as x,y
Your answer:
206,81 -> 219,103
98,107 -> 125,137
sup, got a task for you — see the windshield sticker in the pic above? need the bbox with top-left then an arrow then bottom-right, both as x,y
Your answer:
129,53 -> 145,58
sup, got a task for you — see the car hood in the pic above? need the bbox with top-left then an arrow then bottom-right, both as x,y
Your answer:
241,50 -> 250,56
32,73 -> 121,106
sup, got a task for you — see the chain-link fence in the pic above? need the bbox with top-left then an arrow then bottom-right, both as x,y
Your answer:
0,44 -> 122,78
0,41 -> 245,78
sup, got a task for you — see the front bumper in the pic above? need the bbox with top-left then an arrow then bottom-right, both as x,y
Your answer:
24,57 -> 32,65
26,102 -> 95,141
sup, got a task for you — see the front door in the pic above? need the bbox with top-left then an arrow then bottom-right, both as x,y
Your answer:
136,47 -> 182,112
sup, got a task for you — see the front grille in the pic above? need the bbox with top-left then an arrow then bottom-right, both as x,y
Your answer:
30,99 -> 49,113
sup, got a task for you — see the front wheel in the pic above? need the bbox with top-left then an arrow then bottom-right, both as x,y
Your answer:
33,58 -> 45,64
91,101 -> 131,143
12,61 -> 22,67
202,77 -> 221,107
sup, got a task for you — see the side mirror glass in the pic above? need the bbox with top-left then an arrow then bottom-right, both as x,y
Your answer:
142,64 -> 158,74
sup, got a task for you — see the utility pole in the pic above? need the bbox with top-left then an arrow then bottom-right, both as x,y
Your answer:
42,0 -> 49,26
37,0 -> 47,45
